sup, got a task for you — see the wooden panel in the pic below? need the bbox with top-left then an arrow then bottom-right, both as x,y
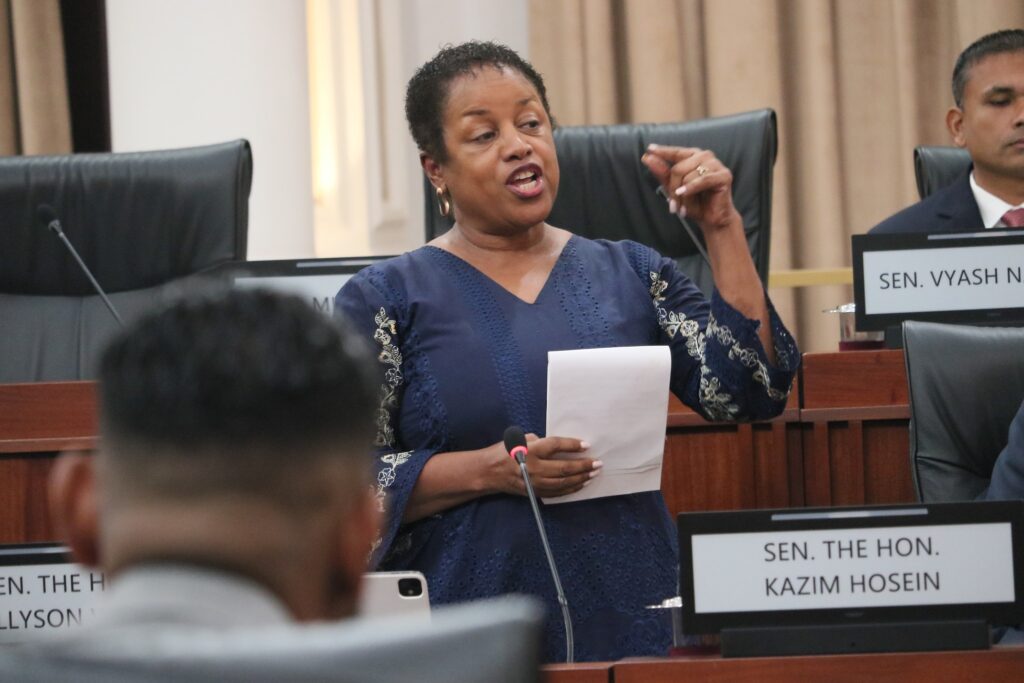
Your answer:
0,452 -> 58,543
0,382 -> 98,453
863,420 -> 915,504
662,417 -> 803,515
796,351 -> 913,509
663,388 -> 801,514
0,382 -> 98,544
802,422 -> 833,507
801,350 -> 907,409
668,390 -> 800,427
611,647 -> 1024,683
663,426 -> 755,514
753,422 -> 792,508
829,420 -> 866,506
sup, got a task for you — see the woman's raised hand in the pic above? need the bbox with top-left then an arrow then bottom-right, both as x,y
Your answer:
641,145 -> 742,234
489,433 -> 601,498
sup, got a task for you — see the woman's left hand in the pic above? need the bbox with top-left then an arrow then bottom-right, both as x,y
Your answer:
641,145 -> 741,234
642,144 -> 775,360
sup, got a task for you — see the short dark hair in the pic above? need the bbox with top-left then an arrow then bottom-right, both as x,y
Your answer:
405,41 -> 553,164
952,29 -> 1024,107
98,288 -> 377,503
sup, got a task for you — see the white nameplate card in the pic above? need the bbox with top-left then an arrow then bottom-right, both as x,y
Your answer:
214,256 -> 390,317
678,502 -> 1024,635
691,522 -> 1013,613
0,550 -> 106,644
852,231 -> 1024,331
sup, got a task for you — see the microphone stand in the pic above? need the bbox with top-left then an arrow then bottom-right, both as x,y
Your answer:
39,206 -> 125,327
513,450 -> 575,663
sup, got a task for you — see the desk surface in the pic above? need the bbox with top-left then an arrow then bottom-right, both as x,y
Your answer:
543,646 -> 1024,683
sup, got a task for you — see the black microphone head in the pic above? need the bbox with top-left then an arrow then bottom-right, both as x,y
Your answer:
36,204 -> 59,232
503,425 -> 528,455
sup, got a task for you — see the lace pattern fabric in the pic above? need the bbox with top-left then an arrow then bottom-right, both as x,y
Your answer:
638,242 -> 797,423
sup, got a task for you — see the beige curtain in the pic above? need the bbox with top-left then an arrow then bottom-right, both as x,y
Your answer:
530,0 -> 1024,351
0,0 -> 71,156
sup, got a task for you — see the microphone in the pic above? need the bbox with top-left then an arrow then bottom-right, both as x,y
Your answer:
37,204 -> 125,327
503,425 -> 575,663
654,184 -> 712,270
643,155 -> 712,270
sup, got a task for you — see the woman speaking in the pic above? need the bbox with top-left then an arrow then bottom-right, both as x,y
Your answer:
335,41 -> 798,662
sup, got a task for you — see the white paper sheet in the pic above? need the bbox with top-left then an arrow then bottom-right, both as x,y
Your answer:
543,346 -> 671,504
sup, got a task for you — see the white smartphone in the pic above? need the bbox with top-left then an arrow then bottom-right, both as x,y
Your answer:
357,571 -> 431,621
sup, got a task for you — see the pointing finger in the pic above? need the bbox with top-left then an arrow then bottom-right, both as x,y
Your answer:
646,144 -> 702,164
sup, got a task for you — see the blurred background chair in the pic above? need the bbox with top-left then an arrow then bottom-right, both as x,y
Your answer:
0,140 -> 252,383
903,320 -> 1024,502
0,596 -> 542,683
913,145 -> 971,199
423,109 -> 777,297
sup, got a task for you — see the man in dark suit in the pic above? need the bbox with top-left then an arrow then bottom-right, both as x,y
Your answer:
984,399 -> 1024,501
871,29 -> 1024,234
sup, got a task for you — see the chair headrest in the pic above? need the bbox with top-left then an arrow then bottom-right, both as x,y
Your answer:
0,140 -> 252,296
913,146 -> 971,200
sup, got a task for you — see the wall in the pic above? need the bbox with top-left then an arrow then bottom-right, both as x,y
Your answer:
392,0 -> 530,252
104,0 -> 528,260
105,0 -> 314,260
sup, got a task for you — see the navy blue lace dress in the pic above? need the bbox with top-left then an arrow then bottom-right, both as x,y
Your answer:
335,236 -> 798,662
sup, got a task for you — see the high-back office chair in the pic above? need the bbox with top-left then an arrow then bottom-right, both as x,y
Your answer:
0,597 -> 542,683
913,145 -> 971,199
0,140 -> 252,383
903,320 -> 1024,502
423,109 -> 777,296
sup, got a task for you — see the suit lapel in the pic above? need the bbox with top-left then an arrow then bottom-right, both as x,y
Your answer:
932,170 -> 984,232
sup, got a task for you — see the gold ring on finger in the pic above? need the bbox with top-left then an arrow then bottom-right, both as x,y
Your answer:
696,165 -> 709,177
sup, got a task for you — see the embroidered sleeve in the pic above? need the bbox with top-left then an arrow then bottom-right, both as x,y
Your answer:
644,251 -> 799,423
335,272 -> 438,567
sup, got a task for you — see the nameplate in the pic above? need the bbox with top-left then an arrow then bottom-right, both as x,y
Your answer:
852,231 -> 1024,331
209,256 -> 392,317
678,502 -> 1024,634
234,273 -> 355,316
0,546 -> 105,644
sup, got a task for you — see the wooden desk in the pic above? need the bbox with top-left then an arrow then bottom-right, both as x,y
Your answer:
600,647 -> 1024,682
799,350 -> 914,507
663,393 -> 802,515
661,349 -> 912,517
0,350 -> 914,544
542,661 -> 612,683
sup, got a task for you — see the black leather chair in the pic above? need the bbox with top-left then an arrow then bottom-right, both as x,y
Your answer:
903,320 -> 1024,502
0,140 -> 252,383
423,109 -> 777,296
913,145 -> 971,199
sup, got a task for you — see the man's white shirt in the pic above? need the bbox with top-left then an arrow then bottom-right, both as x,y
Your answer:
970,171 -> 1024,228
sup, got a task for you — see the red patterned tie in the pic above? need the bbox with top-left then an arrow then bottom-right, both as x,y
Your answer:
1002,208 -> 1024,228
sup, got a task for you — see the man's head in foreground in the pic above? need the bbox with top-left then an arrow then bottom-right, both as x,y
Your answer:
948,29 -> 1024,204
49,288 -> 380,622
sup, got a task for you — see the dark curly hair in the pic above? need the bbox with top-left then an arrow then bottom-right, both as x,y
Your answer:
952,29 -> 1024,108
405,41 -> 553,163
99,288 -> 377,475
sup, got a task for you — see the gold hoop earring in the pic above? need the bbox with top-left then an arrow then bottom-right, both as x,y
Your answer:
436,186 -> 452,218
